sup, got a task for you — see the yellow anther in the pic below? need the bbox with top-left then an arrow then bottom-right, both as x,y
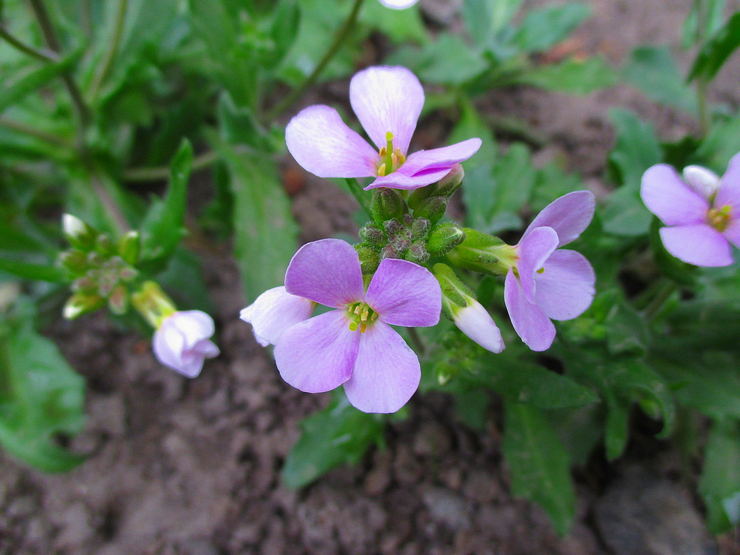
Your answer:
708,205 -> 732,232
377,162 -> 387,176
349,321 -> 359,332
360,323 -> 368,333
537,267 -> 545,274
394,148 -> 406,165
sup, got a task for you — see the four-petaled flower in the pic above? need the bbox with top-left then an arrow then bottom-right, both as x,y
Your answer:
153,311 -> 220,378
641,153 -> 740,267
504,191 -> 596,351
242,239 -> 441,413
286,65 -> 481,191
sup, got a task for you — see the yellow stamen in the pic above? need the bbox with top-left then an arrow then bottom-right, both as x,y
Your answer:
707,205 -> 732,232
377,162 -> 387,176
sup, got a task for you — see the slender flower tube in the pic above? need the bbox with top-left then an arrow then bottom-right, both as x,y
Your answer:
285,65 -> 481,191
641,153 -> 740,267
379,0 -> 419,8
242,239 -> 441,413
504,191 -> 596,351
153,311 -> 220,378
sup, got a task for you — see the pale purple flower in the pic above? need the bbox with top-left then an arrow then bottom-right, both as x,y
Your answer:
504,191 -> 596,352
267,238 -> 441,413
240,286 -> 314,347
153,310 -> 219,378
285,65 -> 481,191
453,299 -> 504,354
379,0 -> 419,9
641,153 -> 740,267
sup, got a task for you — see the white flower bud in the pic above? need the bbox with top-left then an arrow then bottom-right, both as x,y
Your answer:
682,165 -> 720,199
453,300 -> 505,354
378,0 -> 419,9
153,310 -> 219,378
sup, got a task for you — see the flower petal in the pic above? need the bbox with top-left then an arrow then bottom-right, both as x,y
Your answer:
169,310 -> 215,346
285,105 -> 378,178
659,224 -> 733,267
153,324 -> 184,370
534,250 -> 595,321
715,152 -> 740,211
349,65 -> 424,154
378,0 -> 419,9
516,226 -> 559,302
285,239 -> 364,308
641,164 -> 708,226
523,190 -> 595,246
343,322 -> 420,413
365,258 -> 441,327
240,286 -> 314,347
504,271 -> 556,352
274,311 -> 360,393
723,218 -> 740,248
365,138 -> 482,191
453,300 -> 504,353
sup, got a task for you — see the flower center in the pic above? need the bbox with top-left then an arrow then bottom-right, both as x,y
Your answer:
376,131 -> 406,176
346,301 -> 379,333
707,205 -> 732,232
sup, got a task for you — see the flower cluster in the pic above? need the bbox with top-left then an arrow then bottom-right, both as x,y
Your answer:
242,65 -> 598,413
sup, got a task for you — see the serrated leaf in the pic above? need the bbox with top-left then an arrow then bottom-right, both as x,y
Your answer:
699,419 -> 740,533
688,11 -> 740,83
503,402 -> 576,535
282,393 -> 385,489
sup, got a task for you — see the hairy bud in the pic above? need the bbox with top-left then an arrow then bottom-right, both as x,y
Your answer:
370,188 -> 406,224
427,223 -> 465,255
359,224 -> 385,247
413,195 -> 447,224
355,243 -> 380,274
405,241 -> 430,264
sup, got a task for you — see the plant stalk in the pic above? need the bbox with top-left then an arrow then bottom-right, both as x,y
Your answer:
89,0 -> 128,99
0,24 -> 59,62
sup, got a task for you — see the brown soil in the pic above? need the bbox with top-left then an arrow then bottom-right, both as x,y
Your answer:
1,0 -> 738,553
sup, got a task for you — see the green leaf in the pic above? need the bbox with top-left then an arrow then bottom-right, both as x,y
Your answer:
699,419 -> 740,533
514,3 -> 590,54
503,402 -> 576,535
682,0 -> 726,48
623,46 -> 697,114
282,393 -> 385,489
0,258 -> 67,283
0,302 -> 86,472
604,392 -> 630,460
155,247 -> 213,314
688,11 -> 740,83
463,0 -> 524,48
695,114 -> 740,171
210,138 -> 297,301
360,1 -> 428,44
516,56 -> 617,95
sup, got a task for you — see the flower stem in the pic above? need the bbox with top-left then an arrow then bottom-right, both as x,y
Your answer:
344,178 -> 372,218
408,327 -> 425,356
89,0 -> 128,100
266,0 -> 365,121
0,24 -> 59,63
124,150 -> 219,182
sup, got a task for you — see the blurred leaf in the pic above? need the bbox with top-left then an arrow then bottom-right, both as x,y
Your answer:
682,0 -> 726,48
156,247 -> 213,313
699,419 -> 740,533
514,3 -> 590,54
463,0 -> 523,47
516,56 -> 617,94
503,402 -> 575,535
267,0 -> 302,67
210,137 -> 297,301
282,392 -> 385,489
530,160 -> 583,211
217,92 -> 270,151
688,11 -> 740,83
0,301 -> 85,472
604,292 -> 650,356
604,392 -> 630,460
695,114 -> 740,171
623,46 -> 697,114
360,1 -> 428,44
452,388 -> 489,430
139,140 -> 192,263
0,258 -> 66,283
549,404 -> 602,466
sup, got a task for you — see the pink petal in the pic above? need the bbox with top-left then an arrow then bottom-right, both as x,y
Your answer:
240,286 -> 314,347
504,271 -> 556,352
534,250 -> 595,321
715,152 -> 740,211
453,300 -> 505,353
169,310 -> 215,345
285,239 -> 364,308
153,324 -> 184,370
349,66 -> 424,154
285,105 -> 378,178
365,138 -> 482,191
365,259 -> 441,327
274,311 -> 360,393
659,224 -> 733,267
343,322 -> 420,413
723,218 -> 740,248
641,164 -> 708,226
523,191 -> 595,246
516,226 -> 559,303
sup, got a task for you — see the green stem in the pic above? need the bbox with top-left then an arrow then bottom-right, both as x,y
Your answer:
408,327 -> 425,356
0,117 -> 72,148
696,78 -> 709,136
89,0 -> 128,99
124,150 -> 219,182
344,178 -> 372,218
0,24 -> 59,63
266,0 -> 365,121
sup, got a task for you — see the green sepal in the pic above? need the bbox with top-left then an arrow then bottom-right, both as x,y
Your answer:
355,243 -> 380,274
370,188 -> 406,224
427,222 -> 465,256
118,230 -> 141,265
413,195 -> 447,224
446,228 -> 515,275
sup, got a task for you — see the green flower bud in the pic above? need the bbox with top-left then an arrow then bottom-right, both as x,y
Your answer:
72,275 -> 97,292
427,223 -> 465,256
390,235 -> 411,254
405,241 -> 430,264
380,245 -> 400,260
446,229 -> 517,276
118,230 -> 140,265
413,196 -> 447,224
108,284 -> 128,315
355,243 -> 380,274
370,188 -> 406,224
434,164 -> 464,197
95,234 -> 115,256
432,263 -> 470,311
62,214 -> 97,250
410,218 -> 431,240
408,185 -> 434,211
59,250 -> 88,274
63,292 -> 104,319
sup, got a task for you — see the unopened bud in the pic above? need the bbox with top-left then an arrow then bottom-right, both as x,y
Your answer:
428,223 -> 465,255
383,219 -> 403,237
62,214 -> 97,250
72,275 -> 96,292
63,292 -> 104,319
370,188 -> 406,224
408,185 -> 434,211
682,165 -> 720,199
405,241 -> 430,264
413,196 -> 447,224
434,164 -> 464,197
411,218 -> 431,240
380,245 -> 400,260
59,250 -> 88,274
108,284 -> 128,315
446,229 -> 516,275
355,244 -> 380,274
95,234 -> 115,256
118,230 -> 140,264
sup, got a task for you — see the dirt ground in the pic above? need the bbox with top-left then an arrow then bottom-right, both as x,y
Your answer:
1,0 -> 738,553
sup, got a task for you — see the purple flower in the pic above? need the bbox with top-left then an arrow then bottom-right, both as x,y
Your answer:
240,286 -> 314,347
504,191 -> 596,351
285,65 -> 481,191
641,153 -> 740,267
153,311 -> 219,378
245,238 -> 441,413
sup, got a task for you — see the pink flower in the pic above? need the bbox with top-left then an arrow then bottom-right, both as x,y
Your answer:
153,311 -> 219,377
242,238 -> 441,413
378,0 -> 419,9
504,191 -> 596,351
285,65 -> 481,191
641,153 -> 740,267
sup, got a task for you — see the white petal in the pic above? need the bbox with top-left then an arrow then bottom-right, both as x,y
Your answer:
453,300 -> 504,353
240,286 -> 313,346
682,165 -> 720,199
